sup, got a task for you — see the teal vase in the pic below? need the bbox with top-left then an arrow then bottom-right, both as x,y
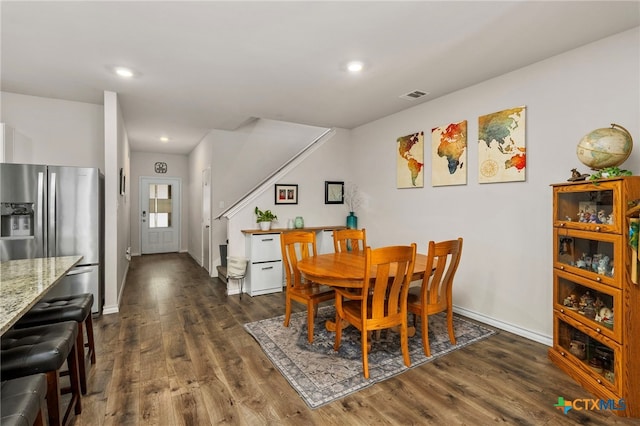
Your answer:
294,216 -> 304,229
346,212 -> 357,229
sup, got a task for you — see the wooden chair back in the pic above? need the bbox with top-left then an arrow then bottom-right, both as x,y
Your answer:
363,244 -> 416,324
334,243 -> 416,378
408,237 -> 463,356
421,238 -> 463,313
333,228 -> 367,253
280,231 -> 318,290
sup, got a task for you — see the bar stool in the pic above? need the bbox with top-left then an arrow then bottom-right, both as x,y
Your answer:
1,374 -> 47,426
13,293 -> 96,395
1,321 -> 82,426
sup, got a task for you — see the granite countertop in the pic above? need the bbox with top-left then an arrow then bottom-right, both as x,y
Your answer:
0,255 -> 83,334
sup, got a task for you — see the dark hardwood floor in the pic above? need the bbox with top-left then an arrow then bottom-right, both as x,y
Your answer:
71,253 -> 639,425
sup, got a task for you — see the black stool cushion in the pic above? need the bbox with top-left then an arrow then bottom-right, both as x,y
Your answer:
14,293 -> 93,329
1,321 -> 78,380
1,374 -> 47,426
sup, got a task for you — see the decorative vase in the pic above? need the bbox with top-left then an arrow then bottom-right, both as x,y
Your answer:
259,221 -> 271,231
346,212 -> 357,229
294,216 -> 304,229
287,218 -> 294,229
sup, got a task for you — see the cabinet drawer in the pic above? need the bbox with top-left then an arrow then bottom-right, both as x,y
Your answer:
554,269 -> 621,343
249,233 -> 281,262
553,228 -> 622,287
553,311 -> 621,395
248,261 -> 283,296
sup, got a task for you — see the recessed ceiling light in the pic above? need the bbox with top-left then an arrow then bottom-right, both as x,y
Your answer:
160,136 -> 169,143
346,61 -> 364,73
115,67 -> 134,78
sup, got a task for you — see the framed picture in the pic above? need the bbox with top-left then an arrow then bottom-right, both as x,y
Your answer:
275,184 -> 298,204
325,181 -> 344,204
119,168 -> 126,196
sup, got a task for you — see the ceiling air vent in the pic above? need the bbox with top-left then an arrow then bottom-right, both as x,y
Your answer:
399,90 -> 429,100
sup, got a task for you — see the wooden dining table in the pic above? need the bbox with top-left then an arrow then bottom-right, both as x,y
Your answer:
297,251 -> 430,332
297,251 -> 429,288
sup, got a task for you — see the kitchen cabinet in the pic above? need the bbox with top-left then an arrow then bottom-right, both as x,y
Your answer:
549,177 -> 640,417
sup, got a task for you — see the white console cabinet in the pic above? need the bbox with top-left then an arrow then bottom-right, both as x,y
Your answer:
241,226 -> 347,297
244,233 -> 283,296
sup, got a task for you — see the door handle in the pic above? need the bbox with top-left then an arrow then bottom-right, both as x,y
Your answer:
66,266 -> 93,276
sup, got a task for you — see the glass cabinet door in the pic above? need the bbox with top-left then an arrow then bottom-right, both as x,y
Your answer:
554,313 -> 621,395
554,269 -> 621,342
553,228 -> 621,287
553,180 -> 621,233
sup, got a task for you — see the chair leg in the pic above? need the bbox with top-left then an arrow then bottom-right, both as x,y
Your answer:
307,301 -> 315,343
76,322 -> 88,394
65,340 -> 82,421
421,312 -> 431,357
283,295 -> 292,327
361,329 -> 369,379
446,308 -> 456,345
34,406 -> 45,426
45,370 -> 61,426
85,314 -> 96,364
400,320 -> 411,368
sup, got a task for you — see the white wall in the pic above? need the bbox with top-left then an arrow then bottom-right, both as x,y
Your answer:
226,128 -> 352,255
103,91 -> 131,315
130,151 -> 189,255
346,28 -> 639,344
188,119 -> 330,273
0,92 -> 104,169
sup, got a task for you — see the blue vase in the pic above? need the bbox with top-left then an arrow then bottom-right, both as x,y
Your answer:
346,212 -> 357,229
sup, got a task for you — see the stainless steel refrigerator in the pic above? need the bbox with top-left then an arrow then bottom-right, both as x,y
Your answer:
0,163 -> 104,314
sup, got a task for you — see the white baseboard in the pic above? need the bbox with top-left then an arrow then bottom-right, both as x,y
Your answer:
454,305 -> 552,347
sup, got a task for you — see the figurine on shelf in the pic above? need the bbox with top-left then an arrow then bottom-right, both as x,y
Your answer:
563,294 -> 579,310
568,168 -> 590,182
579,291 -> 594,314
597,210 -> 607,224
569,340 -> 587,359
598,256 -> 610,275
595,306 -> 613,323
607,214 -> 614,225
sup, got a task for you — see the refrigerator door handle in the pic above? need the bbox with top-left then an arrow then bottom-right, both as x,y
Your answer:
37,171 -> 46,254
49,172 -> 56,256
66,266 -> 94,276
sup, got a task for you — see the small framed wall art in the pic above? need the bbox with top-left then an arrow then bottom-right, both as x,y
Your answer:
275,184 -> 298,204
325,181 -> 344,204
119,168 -> 126,196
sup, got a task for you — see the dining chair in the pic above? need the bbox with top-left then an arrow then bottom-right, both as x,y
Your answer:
281,231 -> 335,343
333,228 -> 367,253
333,243 -> 417,378
407,237 -> 463,357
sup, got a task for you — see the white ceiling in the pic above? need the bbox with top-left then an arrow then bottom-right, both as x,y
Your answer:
1,1 -> 639,155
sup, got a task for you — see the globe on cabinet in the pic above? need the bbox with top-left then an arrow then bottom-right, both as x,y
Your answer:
576,123 -> 633,170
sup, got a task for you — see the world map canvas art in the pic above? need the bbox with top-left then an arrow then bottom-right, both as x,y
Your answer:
431,120 -> 467,186
478,106 -> 526,183
397,131 -> 424,188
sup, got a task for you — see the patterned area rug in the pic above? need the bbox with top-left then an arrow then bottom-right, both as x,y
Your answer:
244,306 -> 497,408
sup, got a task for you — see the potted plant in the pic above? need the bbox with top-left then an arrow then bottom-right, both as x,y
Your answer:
255,206 -> 277,231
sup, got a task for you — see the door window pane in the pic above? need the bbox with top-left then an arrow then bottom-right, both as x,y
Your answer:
148,184 -> 172,228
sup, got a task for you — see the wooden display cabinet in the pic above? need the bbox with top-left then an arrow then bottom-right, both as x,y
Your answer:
550,177 -> 640,417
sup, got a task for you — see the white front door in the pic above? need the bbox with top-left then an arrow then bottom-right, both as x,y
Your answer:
140,177 -> 181,254
201,168 -> 211,273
